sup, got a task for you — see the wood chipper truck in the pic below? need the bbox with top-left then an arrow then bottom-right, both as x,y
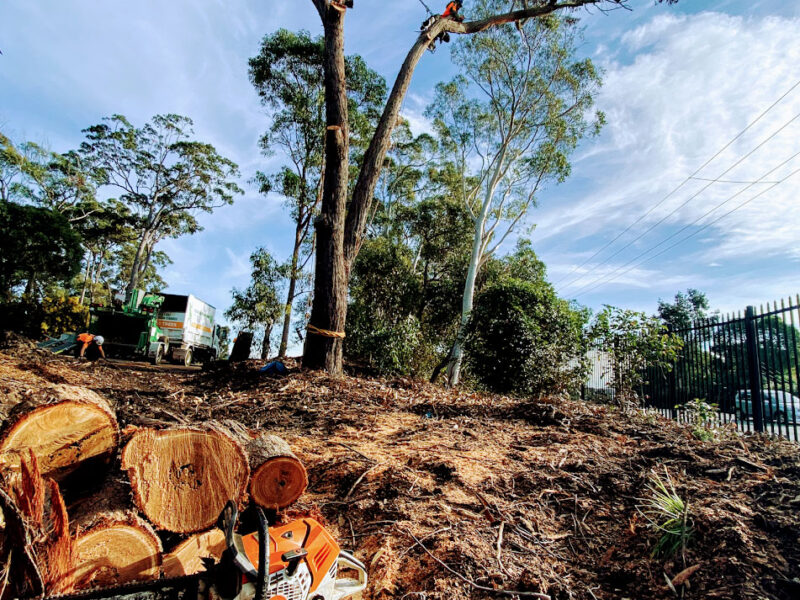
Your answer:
88,288 -> 169,363
156,293 -> 224,366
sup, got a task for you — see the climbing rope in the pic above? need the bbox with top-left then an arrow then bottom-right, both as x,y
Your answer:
307,324 -> 346,339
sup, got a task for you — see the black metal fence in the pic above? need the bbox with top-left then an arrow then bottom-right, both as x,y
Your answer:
640,296 -> 800,442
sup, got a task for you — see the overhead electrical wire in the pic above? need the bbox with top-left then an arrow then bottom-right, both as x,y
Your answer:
552,77 -> 800,288
566,152 -> 800,299
557,108 -> 800,293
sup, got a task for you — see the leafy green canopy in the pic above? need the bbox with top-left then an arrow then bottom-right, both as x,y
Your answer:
0,202 -> 82,300
464,242 -> 588,395
80,114 -> 242,293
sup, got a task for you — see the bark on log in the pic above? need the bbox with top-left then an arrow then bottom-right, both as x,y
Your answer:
0,485 -> 43,600
222,422 -> 307,510
248,434 -> 308,510
0,385 -> 119,481
162,529 -> 226,578
5,450 -> 74,594
121,427 -> 250,533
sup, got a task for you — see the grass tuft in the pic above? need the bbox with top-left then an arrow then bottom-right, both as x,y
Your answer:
638,468 -> 692,560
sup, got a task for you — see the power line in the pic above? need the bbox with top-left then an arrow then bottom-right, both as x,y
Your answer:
557,109 -> 800,293
553,77 -> 800,288
567,153 -> 800,299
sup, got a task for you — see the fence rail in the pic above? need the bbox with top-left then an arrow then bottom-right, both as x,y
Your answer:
584,295 -> 800,443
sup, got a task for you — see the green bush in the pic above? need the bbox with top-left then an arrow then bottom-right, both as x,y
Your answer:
41,291 -> 89,337
345,238 -> 435,375
464,279 -> 586,396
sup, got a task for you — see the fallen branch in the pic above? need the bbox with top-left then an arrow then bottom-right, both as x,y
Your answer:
345,463 -> 384,500
403,528 -> 552,600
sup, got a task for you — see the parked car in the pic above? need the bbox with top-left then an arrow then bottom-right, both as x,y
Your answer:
734,389 -> 800,424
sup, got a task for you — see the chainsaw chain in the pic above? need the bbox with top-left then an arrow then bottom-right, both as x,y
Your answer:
38,574 -> 201,600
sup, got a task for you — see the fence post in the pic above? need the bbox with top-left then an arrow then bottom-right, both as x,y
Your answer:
665,325 -> 676,419
668,365 -> 677,420
744,306 -> 765,432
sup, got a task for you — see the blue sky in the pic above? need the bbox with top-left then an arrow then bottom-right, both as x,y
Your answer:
2,0 -> 799,351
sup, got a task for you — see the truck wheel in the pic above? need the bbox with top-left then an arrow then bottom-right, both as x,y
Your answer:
184,348 -> 193,367
152,344 -> 164,365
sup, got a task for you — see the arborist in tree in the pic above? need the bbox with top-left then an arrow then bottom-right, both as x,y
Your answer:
441,0 -> 464,22
421,0 -> 465,51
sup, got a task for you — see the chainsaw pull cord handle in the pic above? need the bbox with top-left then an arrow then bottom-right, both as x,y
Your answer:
254,507 -> 270,600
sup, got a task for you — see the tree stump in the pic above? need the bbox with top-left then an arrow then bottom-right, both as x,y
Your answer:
0,385 -> 118,480
162,529 -> 226,578
121,427 -> 249,533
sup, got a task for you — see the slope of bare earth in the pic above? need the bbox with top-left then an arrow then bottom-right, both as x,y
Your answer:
1,333 -> 798,600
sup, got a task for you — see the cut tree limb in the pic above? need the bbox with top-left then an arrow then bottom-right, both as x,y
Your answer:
224,423 -> 308,510
71,512 -> 161,591
162,528 -> 226,578
121,427 -> 249,533
0,385 -> 119,481
65,479 -> 161,591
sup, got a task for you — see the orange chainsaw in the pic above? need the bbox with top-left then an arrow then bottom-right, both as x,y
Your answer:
42,502 -> 367,600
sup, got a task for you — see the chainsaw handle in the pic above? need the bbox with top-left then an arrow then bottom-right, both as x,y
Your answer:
221,500 -> 258,580
254,508 -> 270,600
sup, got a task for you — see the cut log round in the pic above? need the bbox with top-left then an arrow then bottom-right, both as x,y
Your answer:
71,512 -> 161,591
121,427 -> 249,533
248,434 -> 308,510
162,528 -> 226,578
0,385 -> 118,480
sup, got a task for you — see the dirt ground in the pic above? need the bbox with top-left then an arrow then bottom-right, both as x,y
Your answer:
1,333 -> 799,600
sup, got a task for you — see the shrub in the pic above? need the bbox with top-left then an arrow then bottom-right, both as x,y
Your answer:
463,279 -> 586,396
41,291 -> 89,336
345,238 -> 434,375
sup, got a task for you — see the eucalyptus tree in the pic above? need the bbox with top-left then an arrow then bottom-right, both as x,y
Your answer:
304,0 -> 677,375
249,29 -> 385,358
80,114 -> 242,295
225,248 -> 286,360
428,9 -> 604,386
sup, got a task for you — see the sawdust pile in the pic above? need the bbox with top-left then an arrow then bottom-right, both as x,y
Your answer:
1,344 -> 798,600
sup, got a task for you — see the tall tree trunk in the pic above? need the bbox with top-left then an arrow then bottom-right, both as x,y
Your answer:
303,4 -> 349,375
89,252 -> 104,307
279,229 -> 302,358
446,147 -> 507,387
79,254 -> 93,306
24,271 -> 37,298
126,232 -> 150,296
261,322 -> 273,361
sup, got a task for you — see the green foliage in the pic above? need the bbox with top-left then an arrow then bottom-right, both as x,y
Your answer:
345,238 -> 434,375
589,306 -> 683,404
80,114 -> 242,292
0,201 -> 83,301
677,398 -> 719,441
225,248 -> 286,359
40,290 -> 89,336
463,276 -> 586,396
658,289 -> 714,331
638,469 -> 692,559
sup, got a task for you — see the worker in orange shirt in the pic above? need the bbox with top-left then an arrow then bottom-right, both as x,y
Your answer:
442,0 -> 464,22
77,333 -> 106,360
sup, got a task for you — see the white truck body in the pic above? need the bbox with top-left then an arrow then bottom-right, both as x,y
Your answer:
157,294 -> 219,364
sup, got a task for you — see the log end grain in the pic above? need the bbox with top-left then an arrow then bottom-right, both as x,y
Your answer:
251,456 -> 308,510
0,385 -> 118,478
71,513 -> 161,591
121,428 -> 249,533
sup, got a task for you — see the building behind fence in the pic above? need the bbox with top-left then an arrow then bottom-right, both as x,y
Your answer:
584,295 -> 800,443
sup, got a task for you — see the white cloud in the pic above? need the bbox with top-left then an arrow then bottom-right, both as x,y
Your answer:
539,11 -> 800,302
